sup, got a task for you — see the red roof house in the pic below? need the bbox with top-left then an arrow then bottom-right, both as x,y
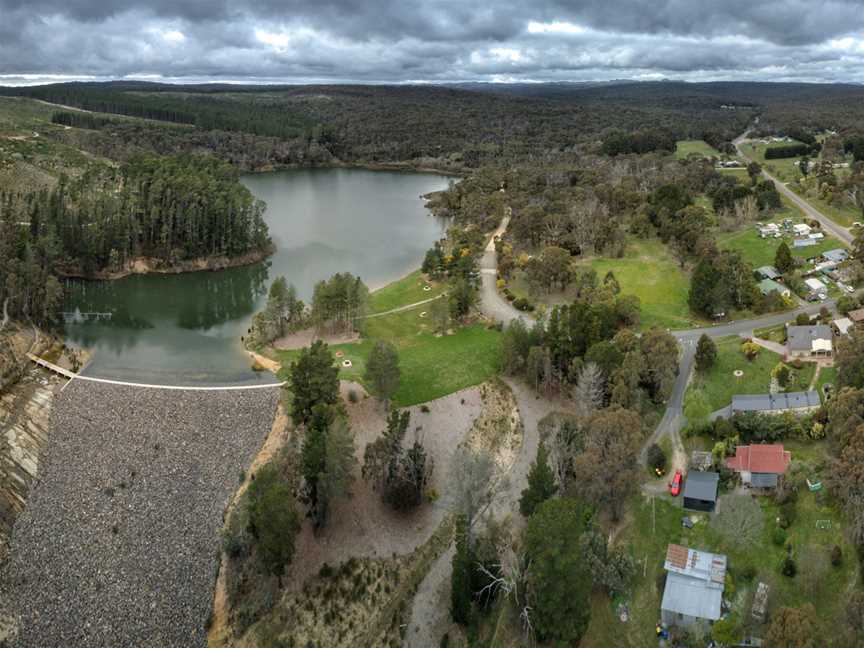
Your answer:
726,444 -> 791,488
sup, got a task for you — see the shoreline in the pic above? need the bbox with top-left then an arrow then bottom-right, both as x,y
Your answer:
248,159 -> 463,178
55,242 -> 275,282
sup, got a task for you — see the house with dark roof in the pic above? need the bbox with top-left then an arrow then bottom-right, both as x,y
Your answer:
755,265 -> 781,281
786,324 -> 832,359
661,544 -> 727,627
726,444 -> 792,489
683,472 -> 719,512
730,391 -> 821,416
758,278 -> 790,298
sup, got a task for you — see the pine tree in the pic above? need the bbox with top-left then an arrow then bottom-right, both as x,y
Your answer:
364,340 -> 401,406
774,241 -> 795,274
289,340 -> 340,427
695,334 -> 718,372
519,442 -> 557,517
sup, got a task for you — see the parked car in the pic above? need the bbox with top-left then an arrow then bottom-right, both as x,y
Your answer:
669,470 -> 683,497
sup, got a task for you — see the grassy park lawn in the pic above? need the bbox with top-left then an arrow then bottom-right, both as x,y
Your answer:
367,270 -> 446,314
675,140 -> 721,159
596,488 -> 858,646
587,238 -> 699,331
273,273 -> 501,407
689,336 -> 815,411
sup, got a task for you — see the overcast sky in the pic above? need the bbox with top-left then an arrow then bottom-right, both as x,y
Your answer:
2,0 -> 864,85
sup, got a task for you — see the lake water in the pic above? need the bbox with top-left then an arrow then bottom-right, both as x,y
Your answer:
63,169 -> 451,385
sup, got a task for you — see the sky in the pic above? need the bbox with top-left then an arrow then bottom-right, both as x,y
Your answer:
2,0 -> 864,86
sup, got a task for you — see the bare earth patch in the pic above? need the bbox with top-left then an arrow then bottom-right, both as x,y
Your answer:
273,327 -> 361,351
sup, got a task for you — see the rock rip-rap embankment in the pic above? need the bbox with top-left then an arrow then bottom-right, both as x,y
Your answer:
2,381 -> 279,647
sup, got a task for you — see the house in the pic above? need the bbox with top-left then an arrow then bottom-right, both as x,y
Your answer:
804,277 -> 827,296
787,324 -> 832,358
808,232 -> 825,240
758,278 -> 790,298
683,471 -> 719,512
731,391 -> 821,415
725,444 -> 792,489
793,223 -> 812,237
755,265 -> 781,281
822,248 -> 850,264
848,308 -> 864,326
660,544 -> 727,627
793,238 -> 817,249
834,317 -> 854,336
758,223 -> 780,238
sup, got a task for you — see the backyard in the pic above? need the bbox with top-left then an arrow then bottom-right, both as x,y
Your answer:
688,336 -> 816,412
593,481 -> 859,647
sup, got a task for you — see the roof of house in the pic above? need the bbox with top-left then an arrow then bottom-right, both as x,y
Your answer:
756,265 -> 781,280
823,248 -> 850,263
787,324 -> 832,352
834,317 -> 854,335
731,391 -> 821,413
682,471 -> 719,503
794,223 -> 811,232
661,544 -> 727,621
751,473 -> 779,488
804,277 -> 827,291
849,308 -> 864,322
758,278 -> 788,295
726,444 -> 791,474
793,239 -> 817,248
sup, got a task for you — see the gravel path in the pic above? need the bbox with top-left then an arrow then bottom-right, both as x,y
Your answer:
2,381 -> 278,647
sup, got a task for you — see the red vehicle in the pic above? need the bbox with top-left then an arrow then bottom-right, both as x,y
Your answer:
669,470 -> 683,497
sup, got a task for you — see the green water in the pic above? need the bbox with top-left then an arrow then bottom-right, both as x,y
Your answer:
63,169 -> 451,385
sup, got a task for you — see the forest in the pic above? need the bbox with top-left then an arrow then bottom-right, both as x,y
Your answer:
0,154 -> 270,324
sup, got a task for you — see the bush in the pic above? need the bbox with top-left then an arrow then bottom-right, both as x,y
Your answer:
347,390 -> 359,403
738,563 -> 757,581
779,501 -> 797,529
513,297 -> 535,312
646,443 -> 667,472
831,544 -> 843,567
781,556 -> 797,577
772,527 -> 788,546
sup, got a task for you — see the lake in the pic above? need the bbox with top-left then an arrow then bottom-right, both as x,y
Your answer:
63,168 -> 452,385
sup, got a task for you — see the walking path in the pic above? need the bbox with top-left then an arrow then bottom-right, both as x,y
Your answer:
361,293 -> 445,319
27,353 -> 284,391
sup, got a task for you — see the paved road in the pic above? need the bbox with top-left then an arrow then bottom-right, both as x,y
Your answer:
734,134 -> 853,246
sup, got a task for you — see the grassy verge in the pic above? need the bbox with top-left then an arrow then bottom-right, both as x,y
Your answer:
790,185 -> 858,227
689,336 -> 815,411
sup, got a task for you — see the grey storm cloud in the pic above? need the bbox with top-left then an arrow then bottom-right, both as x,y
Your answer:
2,0 -> 864,83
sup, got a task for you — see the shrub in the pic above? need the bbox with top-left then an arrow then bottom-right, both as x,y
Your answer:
420,404 -> 430,413
781,556 -> 797,577
513,297 -> 534,312
779,501 -> 797,529
646,443 -> 667,472
831,544 -> 843,567
772,527 -> 788,546
347,390 -> 359,403
738,563 -> 757,581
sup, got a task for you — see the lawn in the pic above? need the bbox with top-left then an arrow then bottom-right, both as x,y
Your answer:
717,224 -> 845,270
675,140 -> 721,159
586,238 -> 699,331
739,140 -> 806,184
367,269 -> 446,314
594,487 -> 859,646
273,272 -> 501,407
689,336 -> 815,411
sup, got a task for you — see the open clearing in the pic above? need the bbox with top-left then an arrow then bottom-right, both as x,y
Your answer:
675,140 -> 722,159
586,238 -> 699,330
